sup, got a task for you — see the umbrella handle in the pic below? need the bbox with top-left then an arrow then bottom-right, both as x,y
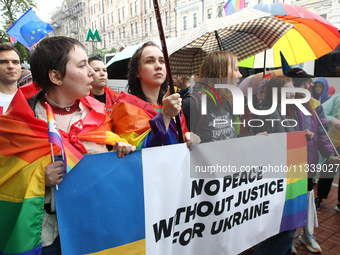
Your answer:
214,30 -> 223,51
153,0 -> 184,143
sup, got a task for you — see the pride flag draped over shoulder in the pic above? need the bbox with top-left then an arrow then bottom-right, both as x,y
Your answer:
0,86 -> 127,255
224,0 -> 245,16
111,92 -> 188,149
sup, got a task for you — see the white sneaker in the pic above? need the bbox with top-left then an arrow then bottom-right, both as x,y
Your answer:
335,204 -> 340,214
298,233 -> 322,253
292,245 -> 297,254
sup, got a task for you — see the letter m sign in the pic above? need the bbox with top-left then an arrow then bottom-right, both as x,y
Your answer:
86,29 -> 101,42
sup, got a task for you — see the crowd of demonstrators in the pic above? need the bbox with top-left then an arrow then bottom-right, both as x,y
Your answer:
314,91 -> 340,213
182,51 -> 242,142
251,76 -> 315,255
2,36 -> 340,255
285,68 -> 340,254
312,77 -> 331,104
0,37 -> 136,254
88,55 -> 119,117
0,44 -> 21,114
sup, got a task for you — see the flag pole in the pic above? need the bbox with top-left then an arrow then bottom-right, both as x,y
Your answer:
152,0 -> 184,143
313,109 -> 340,157
50,143 -> 59,191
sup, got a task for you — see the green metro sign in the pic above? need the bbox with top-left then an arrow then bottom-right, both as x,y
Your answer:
86,29 -> 101,42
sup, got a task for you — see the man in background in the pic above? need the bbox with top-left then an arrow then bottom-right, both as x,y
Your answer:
174,74 -> 191,100
88,55 -> 119,117
0,44 -> 21,114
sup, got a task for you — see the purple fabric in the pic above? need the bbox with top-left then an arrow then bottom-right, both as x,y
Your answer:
148,111 -> 178,147
279,209 -> 307,232
294,101 -> 336,176
148,111 -> 167,147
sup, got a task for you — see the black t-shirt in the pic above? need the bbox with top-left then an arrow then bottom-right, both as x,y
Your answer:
93,93 -> 106,105
182,93 -> 237,143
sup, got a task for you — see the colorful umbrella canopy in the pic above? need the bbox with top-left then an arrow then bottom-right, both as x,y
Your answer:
239,3 -> 340,69
168,8 -> 293,76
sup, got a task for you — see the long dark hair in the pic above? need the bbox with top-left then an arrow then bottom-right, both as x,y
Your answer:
127,41 -> 167,104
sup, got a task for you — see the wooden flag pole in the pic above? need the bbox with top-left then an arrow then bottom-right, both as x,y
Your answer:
152,0 -> 184,143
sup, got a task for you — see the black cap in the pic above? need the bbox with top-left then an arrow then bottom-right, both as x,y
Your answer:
286,68 -> 314,87
286,68 -> 314,79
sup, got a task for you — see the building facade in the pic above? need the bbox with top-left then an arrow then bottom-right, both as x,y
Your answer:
48,0 -> 340,54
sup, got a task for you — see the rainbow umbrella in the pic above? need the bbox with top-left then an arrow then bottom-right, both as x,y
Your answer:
239,3 -> 340,68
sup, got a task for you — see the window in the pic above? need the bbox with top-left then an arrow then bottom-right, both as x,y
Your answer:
131,23 -> 134,36
165,11 -> 169,26
108,14 -> 110,25
135,1 -> 138,13
118,9 -> 121,23
150,17 -> 153,31
111,12 -> 114,24
112,31 -> 114,41
144,0 -> 147,10
258,0 -> 263,4
84,17 -> 86,25
131,3 -> 133,15
149,0 -> 152,8
119,28 -> 121,39
135,22 -> 138,34
122,7 -> 125,18
91,6 -> 93,15
99,1 -> 101,11
207,8 -> 212,19
145,18 -> 148,33
217,5 -> 223,17
123,26 -> 125,38
183,16 -> 187,30
193,13 -> 197,28
108,31 -> 110,42
100,18 -> 102,28
245,0 -> 249,7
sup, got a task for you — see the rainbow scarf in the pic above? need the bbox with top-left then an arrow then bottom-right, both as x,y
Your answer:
0,88 -> 126,255
111,92 -> 188,149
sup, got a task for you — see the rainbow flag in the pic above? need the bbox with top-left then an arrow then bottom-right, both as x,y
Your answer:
224,0 -> 245,16
280,131 -> 308,232
46,103 -> 83,174
0,88 -> 127,255
111,92 -> 187,149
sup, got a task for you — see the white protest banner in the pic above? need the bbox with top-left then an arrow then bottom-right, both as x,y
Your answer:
56,132 -> 307,255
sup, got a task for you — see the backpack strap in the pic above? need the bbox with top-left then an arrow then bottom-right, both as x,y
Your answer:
187,92 -> 204,132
